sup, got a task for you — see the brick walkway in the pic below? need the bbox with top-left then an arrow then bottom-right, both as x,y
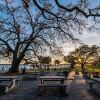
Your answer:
0,71 -> 99,100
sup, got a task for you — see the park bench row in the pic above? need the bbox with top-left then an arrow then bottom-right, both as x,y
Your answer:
87,78 -> 100,97
0,77 -> 20,95
83,71 -> 100,78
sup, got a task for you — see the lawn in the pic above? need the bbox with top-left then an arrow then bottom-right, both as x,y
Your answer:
30,67 -> 71,72
84,66 -> 100,72
73,65 -> 100,73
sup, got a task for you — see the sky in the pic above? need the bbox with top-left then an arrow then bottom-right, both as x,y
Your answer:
58,0 -> 100,55
0,0 -> 100,64
63,29 -> 100,55
63,19 -> 100,55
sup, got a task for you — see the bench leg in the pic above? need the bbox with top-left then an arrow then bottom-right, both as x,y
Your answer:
39,87 -> 45,96
61,80 -> 64,84
89,83 -> 94,89
59,87 -> 68,96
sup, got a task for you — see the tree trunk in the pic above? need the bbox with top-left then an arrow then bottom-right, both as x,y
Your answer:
9,53 -> 25,73
81,63 -> 85,73
10,59 -> 20,73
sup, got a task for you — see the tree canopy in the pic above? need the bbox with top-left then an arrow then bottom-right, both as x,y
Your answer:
54,59 -> 60,65
64,45 -> 100,70
38,56 -> 51,64
0,0 -> 100,72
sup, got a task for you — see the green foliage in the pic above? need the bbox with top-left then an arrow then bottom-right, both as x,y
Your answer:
38,56 -> 51,64
84,66 -> 100,72
54,60 -> 60,64
64,55 -> 75,63
64,45 -> 100,69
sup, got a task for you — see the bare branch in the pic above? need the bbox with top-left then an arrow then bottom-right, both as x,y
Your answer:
0,38 -> 14,52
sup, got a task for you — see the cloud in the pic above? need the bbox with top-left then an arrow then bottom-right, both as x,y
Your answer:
79,30 -> 100,46
62,28 -> 100,55
62,43 -> 76,55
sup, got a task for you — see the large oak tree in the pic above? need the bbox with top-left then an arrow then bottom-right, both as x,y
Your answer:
0,0 -> 100,73
64,45 -> 99,70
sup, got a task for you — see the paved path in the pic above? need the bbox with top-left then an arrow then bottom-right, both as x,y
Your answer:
0,71 -> 99,100
65,71 -> 100,100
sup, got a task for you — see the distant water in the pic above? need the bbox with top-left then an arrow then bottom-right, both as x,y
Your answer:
0,63 -> 71,72
0,64 -> 31,71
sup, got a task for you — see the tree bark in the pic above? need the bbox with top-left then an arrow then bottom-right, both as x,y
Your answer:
81,63 -> 85,73
9,52 -> 25,73
10,59 -> 20,73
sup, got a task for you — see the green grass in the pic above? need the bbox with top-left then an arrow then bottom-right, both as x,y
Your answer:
29,67 -> 71,72
84,66 -> 100,72
73,65 -> 100,73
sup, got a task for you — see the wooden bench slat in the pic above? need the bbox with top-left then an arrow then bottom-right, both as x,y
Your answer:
43,79 -> 63,81
87,80 -> 95,83
0,84 -> 9,87
38,84 -> 68,87
0,79 -> 12,81
0,83 -> 11,86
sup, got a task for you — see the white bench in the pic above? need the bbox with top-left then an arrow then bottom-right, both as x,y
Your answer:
0,78 -> 19,95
